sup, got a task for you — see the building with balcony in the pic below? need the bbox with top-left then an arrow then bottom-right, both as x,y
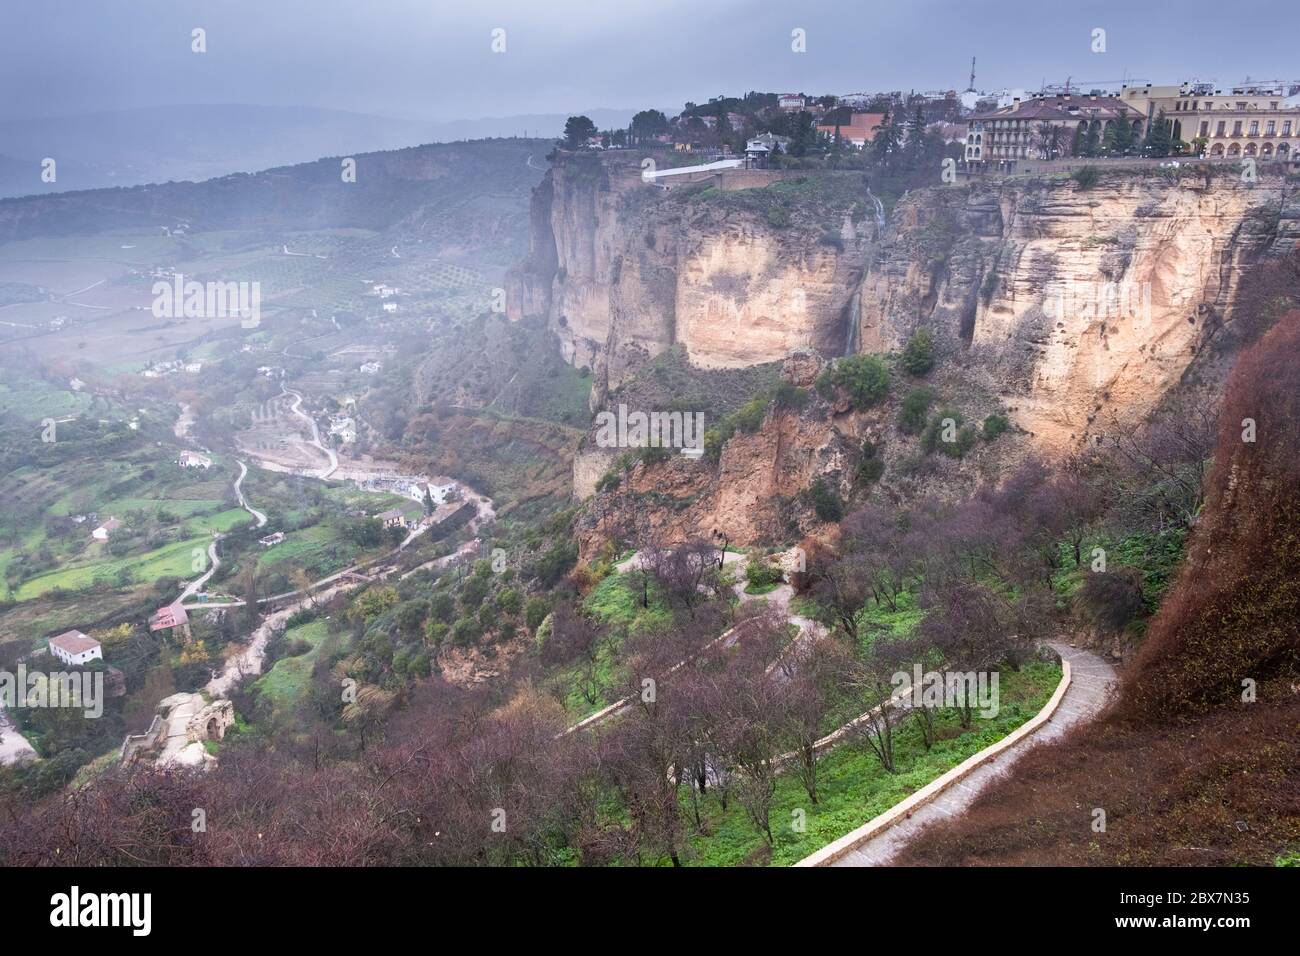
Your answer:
965,94 -> 1143,164
1121,81 -> 1300,161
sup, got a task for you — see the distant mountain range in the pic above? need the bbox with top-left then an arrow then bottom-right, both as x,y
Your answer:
0,104 -> 641,199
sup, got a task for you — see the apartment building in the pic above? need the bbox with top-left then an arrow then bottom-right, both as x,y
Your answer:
1121,81 -> 1300,161
965,93 -> 1143,163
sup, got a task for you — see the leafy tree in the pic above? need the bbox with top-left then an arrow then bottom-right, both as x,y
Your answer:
900,327 -> 935,375
816,354 -> 890,410
1142,109 -> 1173,157
496,587 -> 522,616
803,477 -> 845,523
629,109 -> 668,144
563,115 -> 597,148
982,413 -> 1010,441
524,597 -> 549,633
898,386 -> 934,434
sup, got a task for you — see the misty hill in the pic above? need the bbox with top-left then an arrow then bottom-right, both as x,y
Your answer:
0,104 -> 638,199
0,136 -> 550,260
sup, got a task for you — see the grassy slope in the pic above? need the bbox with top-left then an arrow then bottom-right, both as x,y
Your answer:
680,662 -> 1061,867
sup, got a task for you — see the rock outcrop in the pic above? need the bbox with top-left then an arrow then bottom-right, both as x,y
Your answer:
857,172 -> 1297,448
507,153 -> 869,407
518,156 -> 1297,554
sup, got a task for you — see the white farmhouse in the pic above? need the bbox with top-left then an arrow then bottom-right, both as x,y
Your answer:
48,630 -> 103,667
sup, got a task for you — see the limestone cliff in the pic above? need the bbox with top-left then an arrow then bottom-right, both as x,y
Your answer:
857,172 -> 1297,448
507,154 -> 869,407
515,158 -> 1297,554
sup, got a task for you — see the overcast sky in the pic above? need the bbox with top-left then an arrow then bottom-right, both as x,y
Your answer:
3,0 -> 1297,121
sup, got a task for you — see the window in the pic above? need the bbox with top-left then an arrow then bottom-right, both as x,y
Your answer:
1266,120 -> 1275,136
1284,121 -> 1293,136
1192,100 -> 1199,110
1199,121 -> 1209,137
1232,121 -> 1242,136
1216,121 -> 1226,136
1249,120 -> 1259,135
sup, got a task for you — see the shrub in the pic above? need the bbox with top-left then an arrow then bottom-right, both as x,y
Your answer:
815,354 -> 890,410
922,409 -> 978,458
524,597 -> 549,633
731,397 -> 769,434
855,439 -> 884,486
773,381 -> 810,411
900,327 -> 935,375
982,413 -> 1011,441
766,205 -> 792,228
898,386 -> 934,435
1072,165 -> 1100,190
803,477 -> 845,523
745,558 -> 784,589
450,616 -> 481,647
1077,569 -> 1148,634
595,471 -> 621,493
819,228 -> 844,251
496,587 -> 522,616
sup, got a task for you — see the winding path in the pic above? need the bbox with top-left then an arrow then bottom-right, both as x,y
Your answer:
823,642 -> 1116,867
233,459 -> 267,527
281,385 -> 338,479
177,459 -> 267,604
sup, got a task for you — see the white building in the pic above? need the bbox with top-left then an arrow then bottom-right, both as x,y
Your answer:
360,361 -> 382,375
92,517 -> 121,541
259,531 -> 285,548
382,301 -> 398,314
179,450 -> 212,469
48,630 -> 103,666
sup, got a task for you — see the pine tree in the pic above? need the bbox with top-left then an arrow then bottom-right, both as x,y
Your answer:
1070,123 -> 1086,157
1143,109 -> 1173,158
1082,122 -> 1101,157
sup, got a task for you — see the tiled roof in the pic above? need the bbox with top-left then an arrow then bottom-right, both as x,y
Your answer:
50,630 -> 100,655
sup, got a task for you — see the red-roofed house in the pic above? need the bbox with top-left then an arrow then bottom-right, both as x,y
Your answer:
149,604 -> 189,632
817,111 -> 887,147
48,630 -> 103,666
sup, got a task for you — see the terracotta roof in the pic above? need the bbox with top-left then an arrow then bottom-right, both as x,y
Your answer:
376,508 -> 405,520
969,95 -> 1140,123
49,630 -> 101,655
149,604 -> 189,631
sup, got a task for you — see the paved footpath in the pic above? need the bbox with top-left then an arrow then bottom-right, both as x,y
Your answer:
831,641 -> 1116,867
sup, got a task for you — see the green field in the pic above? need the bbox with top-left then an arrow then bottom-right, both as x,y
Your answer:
14,535 -> 210,600
253,619 -> 339,715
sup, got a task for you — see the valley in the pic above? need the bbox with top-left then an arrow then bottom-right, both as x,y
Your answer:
0,91 -> 1296,880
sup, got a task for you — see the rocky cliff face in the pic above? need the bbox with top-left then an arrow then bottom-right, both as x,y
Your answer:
857,173 -> 1297,448
517,158 -> 1297,553
507,155 -> 868,407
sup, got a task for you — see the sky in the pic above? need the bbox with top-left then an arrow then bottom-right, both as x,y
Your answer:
3,0 -> 1297,122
